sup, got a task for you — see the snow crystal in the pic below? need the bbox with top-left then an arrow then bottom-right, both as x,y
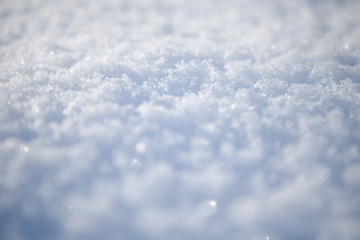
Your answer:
1,0 -> 360,239
131,158 -> 143,169
135,141 -> 147,153
208,200 -> 217,208
19,144 -> 29,154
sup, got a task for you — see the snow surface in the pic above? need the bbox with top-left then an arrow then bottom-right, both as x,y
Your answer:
1,0 -> 360,239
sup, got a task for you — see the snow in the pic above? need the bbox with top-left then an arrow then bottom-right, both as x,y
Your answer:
1,0 -> 360,239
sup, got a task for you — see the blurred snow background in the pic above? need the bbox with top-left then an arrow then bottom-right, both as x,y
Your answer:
1,0 -> 360,239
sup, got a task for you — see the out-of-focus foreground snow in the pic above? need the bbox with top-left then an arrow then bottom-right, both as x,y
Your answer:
1,0 -> 360,239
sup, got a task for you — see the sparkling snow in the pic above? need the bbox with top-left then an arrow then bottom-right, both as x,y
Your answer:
1,0 -> 360,239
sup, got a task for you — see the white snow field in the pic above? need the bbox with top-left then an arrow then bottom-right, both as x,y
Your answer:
1,0 -> 360,239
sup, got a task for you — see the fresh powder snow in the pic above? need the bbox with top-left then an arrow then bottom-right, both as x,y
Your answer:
1,0 -> 360,239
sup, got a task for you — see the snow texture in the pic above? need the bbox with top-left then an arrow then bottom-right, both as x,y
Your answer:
1,0 -> 360,239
